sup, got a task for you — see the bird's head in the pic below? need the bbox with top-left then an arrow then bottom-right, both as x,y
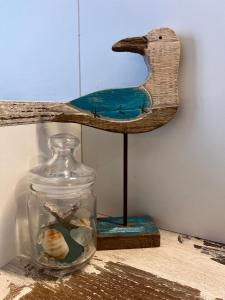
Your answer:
112,28 -> 178,55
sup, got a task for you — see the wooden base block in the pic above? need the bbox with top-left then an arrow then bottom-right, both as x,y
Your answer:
97,216 -> 160,250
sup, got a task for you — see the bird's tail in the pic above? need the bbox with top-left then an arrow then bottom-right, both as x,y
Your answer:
0,101 -> 77,127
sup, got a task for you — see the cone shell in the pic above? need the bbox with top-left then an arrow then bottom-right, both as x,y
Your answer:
39,228 -> 69,260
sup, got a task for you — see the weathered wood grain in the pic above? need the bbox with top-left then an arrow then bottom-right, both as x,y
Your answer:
194,240 -> 225,265
0,101 -> 178,133
0,28 -> 180,133
0,101 -> 78,125
1,230 -> 225,300
97,234 -> 160,250
4,261 -> 203,300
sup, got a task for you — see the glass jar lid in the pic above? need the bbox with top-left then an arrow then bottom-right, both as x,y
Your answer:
30,134 -> 95,193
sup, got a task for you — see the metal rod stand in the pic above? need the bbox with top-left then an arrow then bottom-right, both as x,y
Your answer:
123,133 -> 128,226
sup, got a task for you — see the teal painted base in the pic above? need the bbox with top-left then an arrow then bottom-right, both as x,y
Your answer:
97,216 -> 160,250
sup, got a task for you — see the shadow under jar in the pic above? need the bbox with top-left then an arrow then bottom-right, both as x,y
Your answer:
27,134 -> 96,275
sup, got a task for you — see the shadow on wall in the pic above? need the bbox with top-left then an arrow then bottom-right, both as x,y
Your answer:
128,35 -> 199,225
15,122 -> 81,257
15,175 -> 30,257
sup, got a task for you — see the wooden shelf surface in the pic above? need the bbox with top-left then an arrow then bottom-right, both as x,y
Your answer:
1,230 -> 225,300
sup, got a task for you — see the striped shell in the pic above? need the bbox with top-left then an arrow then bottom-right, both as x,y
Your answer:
39,228 -> 69,260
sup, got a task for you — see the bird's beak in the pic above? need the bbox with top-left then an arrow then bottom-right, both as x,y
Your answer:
112,36 -> 148,55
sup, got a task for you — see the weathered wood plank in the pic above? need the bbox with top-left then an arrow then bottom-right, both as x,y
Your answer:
97,235 -> 160,250
0,101 -> 80,125
1,230 -> 225,300
3,261 -> 203,300
193,239 -> 225,265
0,101 -> 178,133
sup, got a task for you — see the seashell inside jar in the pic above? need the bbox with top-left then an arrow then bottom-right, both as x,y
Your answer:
35,203 -> 96,273
39,229 -> 69,260
28,134 -> 96,275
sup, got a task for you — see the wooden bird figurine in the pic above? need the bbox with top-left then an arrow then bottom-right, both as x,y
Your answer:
0,28 -> 180,133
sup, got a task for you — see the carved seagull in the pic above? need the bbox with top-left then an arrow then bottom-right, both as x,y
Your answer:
0,28 -> 181,133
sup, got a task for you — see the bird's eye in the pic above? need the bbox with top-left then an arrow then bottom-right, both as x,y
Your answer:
159,36 -> 162,40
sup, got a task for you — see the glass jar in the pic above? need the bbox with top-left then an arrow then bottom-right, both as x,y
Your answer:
27,134 -> 96,275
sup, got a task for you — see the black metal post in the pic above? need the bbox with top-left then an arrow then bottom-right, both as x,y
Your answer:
123,133 -> 128,226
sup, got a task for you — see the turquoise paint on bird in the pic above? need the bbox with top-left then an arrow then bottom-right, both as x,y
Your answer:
70,87 -> 151,120
97,216 -> 159,237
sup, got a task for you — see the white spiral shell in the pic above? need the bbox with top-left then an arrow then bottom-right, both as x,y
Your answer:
39,228 -> 69,260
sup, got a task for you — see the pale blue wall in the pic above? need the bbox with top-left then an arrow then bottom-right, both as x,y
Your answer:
0,0 -> 79,100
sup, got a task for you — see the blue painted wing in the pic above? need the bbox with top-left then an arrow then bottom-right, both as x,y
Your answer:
69,87 -> 151,120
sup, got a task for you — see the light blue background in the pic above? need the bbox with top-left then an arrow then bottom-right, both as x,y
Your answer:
0,0 -> 79,100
